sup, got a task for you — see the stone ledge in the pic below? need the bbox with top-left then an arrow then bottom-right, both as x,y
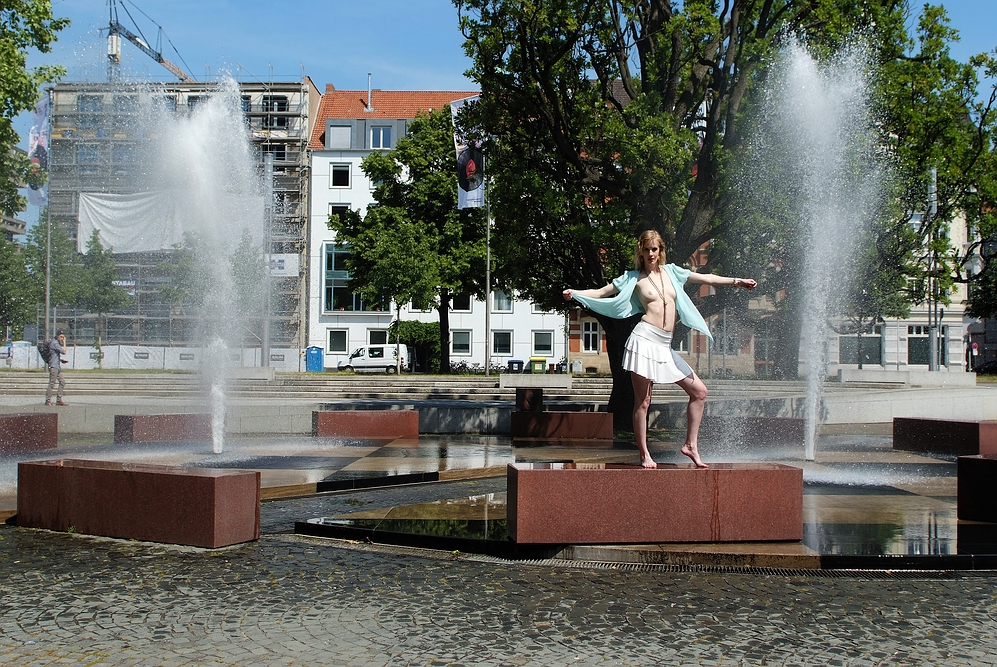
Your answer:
0,413 -> 57,454
17,459 -> 260,548
114,414 -> 213,443
508,462 -> 803,544
511,411 -> 613,441
312,410 -> 419,438
893,417 -> 997,456
499,374 -> 572,389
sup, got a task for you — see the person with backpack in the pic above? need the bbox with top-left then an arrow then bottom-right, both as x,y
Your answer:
44,330 -> 69,406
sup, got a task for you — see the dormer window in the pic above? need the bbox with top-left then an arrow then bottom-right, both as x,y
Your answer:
371,126 -> 391,149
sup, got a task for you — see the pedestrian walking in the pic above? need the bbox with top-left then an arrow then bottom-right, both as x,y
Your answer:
44,330 -> 69,406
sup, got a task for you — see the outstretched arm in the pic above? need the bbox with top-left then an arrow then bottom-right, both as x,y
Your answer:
562,283 -> 619,301
686,273 -> 757,290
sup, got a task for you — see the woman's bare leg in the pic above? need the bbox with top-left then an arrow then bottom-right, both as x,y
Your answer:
630,371 -> 656,468
675,372 -> 709,468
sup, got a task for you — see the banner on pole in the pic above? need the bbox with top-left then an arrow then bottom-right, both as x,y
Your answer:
450,96 -> 484,209
27,94 -> 50,207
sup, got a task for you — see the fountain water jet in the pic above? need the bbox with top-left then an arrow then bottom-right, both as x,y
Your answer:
738,41 -> 886,460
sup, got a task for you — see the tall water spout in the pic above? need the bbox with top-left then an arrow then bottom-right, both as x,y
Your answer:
135,78 -> 265,453
738,41 -> 885,460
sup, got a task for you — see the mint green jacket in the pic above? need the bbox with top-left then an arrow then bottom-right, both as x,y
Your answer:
571,264 -> 714,343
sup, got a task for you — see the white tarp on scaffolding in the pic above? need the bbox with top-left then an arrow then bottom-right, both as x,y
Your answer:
77,191 -> 263,254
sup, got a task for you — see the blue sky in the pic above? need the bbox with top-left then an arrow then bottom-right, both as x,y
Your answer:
12,0 -> 997,223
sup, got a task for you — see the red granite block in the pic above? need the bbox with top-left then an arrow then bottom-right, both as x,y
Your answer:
312,410 -> 418,438
893,417 -> 997,456
511,411 -> 614,441
0,413 -> 57,454
957,455 -> 997,522
17,459 -> 259,548
515,387 -> 544,411
700,416 -> 806,445
507,462 -> 803,544
114,414 -> 213,443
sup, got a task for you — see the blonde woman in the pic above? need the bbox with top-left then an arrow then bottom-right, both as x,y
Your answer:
563,230 -> 757,468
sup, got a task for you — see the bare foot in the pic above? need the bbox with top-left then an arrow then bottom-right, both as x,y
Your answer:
640,455 -> 657,469
680,444 -> 709,469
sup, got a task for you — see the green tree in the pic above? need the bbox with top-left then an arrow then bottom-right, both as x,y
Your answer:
23,215 -> 81,310
456,0 -> 997,419
78,230 -> 131,343
328,108 -> 487,373
0,238 -> 35,335
229,228 -> 266,345
1,1 -> 69,216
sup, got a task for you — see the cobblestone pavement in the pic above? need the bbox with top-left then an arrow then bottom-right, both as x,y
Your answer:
2,480 -> 997,666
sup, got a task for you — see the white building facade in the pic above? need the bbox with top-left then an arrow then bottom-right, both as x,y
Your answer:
307,87 -> 567,371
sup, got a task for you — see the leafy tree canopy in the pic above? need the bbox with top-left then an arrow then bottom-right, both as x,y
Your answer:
1,0 -> 69,215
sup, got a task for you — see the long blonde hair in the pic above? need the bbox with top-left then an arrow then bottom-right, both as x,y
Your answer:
633,229 -> 666,271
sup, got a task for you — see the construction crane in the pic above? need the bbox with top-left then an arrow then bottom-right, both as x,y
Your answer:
106,0 -> 194,83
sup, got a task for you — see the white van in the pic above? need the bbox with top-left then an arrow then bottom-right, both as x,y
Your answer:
337,344 -> 409,373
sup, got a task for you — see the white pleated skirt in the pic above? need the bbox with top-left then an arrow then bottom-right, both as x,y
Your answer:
623,321 -> 694,384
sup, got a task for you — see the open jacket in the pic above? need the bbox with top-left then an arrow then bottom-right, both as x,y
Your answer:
570,264 -> 714,343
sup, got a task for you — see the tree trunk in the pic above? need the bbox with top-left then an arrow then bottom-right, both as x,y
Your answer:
598,313 -> 642,432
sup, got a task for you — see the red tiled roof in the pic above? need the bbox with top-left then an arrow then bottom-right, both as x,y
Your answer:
309,88 -> 479,150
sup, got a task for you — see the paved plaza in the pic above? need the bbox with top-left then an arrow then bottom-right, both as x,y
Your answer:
0,476 -> 995,666
2,376 -> 997,664
1,478 -> 996,666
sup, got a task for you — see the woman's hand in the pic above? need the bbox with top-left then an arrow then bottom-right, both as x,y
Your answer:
736,278 -> 758,290
562,289 -> 573,301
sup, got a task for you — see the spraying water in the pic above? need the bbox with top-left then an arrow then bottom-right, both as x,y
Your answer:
142,80 -> 265,452
739,41 -> 885,460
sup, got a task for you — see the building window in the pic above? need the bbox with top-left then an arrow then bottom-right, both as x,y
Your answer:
907,325 -> 946,366
452,330 -> 471,355
673,330 -> 689,352
328,125 -> 351,149
840,325 -> 884,366
493,290 -> 512,312
328,330 -> 347,353
451,293 -> 472,312
330,164 -> 350,188
111,144 -> 135,163
77,95 -> 102,129
532,302 -> 550,314
582,321 -> 600,353
371,126 -> 392,149
323,243 -> 386,312
369,330 -> 387,345
262,144 -> 286,164
263,95 -> 288,129
328,204 -> 351,226
493,330 -> 513,355
533,331 -> 554,356
77,145 -> 101,174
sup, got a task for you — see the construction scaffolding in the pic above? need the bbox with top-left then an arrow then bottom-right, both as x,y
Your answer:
47,78 -> 319,348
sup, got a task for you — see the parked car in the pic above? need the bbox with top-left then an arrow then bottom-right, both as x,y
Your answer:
337,344 -> 409,373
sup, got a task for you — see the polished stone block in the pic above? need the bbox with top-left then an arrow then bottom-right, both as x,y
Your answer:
700,416 -> 806,445
312,410 -> 419,438
17,459 -> 260,548
510,411 -> 614,441
114,414 -> 212,443
508,462 -> 803,544
894,417 -> 997,456
515,387 -> 544,412
0,413 -> 57,454
957,455 -> 997,522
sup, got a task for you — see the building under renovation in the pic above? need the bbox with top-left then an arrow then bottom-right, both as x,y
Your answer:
46,77 -> 320,347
